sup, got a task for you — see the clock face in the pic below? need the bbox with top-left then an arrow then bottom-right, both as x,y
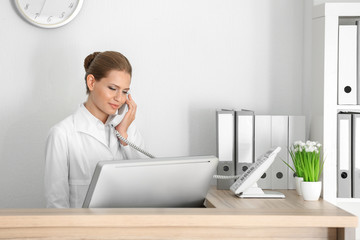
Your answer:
15,0 -> 83,28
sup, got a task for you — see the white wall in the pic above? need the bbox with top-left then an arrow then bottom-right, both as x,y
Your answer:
0,0 -> 305,207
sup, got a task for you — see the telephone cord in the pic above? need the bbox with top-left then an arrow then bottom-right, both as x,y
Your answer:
112,126 -> 156,158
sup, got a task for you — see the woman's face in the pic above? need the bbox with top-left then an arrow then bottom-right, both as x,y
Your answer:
87,70 -> 131,121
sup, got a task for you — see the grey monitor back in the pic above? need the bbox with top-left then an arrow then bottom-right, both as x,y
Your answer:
82,156 -> 218,208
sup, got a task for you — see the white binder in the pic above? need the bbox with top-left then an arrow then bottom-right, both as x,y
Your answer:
353,114 -> 360,198
271,116 -> 288,190
235,110 -> 254,176
338,25 -> 357,105
254,115 -> 272,189
337,113 -> 352,198
216,110 -> 236,190
288,116 -> 306,189
357,21 -> 360,104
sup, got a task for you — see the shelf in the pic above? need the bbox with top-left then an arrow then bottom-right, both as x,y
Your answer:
313,3 -> 360,18
310,4 -> 360,232
311,3 -> 360,207
336,198 -> 360,203
336,105 -> 360,111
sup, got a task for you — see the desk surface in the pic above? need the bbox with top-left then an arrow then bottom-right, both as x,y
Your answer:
206,188 -> 357,228
0,187 -> 357,240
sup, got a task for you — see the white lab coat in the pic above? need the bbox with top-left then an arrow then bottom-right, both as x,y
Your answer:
44,104 -> 147,208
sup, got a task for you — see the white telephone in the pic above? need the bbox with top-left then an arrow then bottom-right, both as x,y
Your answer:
214,147 -> 285,198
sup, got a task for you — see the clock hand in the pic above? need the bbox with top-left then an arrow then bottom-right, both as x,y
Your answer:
38,0 -> 47,16
34,0 -> 47,19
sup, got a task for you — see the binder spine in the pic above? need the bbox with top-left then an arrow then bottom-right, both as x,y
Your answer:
254,115 -> 272,190
357,21 -> 360,105
338,25 -> 358,105
287,116 -> 306,189
235,111 -> 255,176
271,116 -> 289,190
353,114 -> 360,198
216,110 -> 236,190
337,113 -> 352,198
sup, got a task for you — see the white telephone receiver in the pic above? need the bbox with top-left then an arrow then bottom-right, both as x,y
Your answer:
118,103 -> 127,115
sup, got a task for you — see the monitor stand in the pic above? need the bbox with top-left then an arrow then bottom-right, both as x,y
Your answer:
236,183 -> 285,199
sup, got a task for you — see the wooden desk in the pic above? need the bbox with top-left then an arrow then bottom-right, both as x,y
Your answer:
0,188 -> 357,240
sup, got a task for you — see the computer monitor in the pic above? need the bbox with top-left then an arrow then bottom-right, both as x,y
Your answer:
82,156 -> 218,208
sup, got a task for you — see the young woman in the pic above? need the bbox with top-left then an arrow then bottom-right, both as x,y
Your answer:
44,51 -> 147,208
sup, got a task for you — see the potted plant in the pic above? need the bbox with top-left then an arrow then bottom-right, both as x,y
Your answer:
284,141 -> 325,200
299,141 -> 325,201
283,141 -> 306,195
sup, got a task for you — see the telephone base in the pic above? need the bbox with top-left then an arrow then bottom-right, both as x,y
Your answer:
235,183 -> 285,199
237,190 -> 285,199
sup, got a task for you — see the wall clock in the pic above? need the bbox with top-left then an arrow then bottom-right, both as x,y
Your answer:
15,0 -> 83,28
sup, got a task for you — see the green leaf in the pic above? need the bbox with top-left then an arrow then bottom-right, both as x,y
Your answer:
282,160 -> 296,173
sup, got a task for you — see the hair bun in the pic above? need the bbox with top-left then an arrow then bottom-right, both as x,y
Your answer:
84,52 -> 101,71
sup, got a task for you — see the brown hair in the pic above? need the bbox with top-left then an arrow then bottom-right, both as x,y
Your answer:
84,51 -> 132,94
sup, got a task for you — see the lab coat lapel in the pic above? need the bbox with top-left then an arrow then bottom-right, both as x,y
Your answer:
73,105 -> 108,148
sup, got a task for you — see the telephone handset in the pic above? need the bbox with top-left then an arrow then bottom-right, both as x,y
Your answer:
118,103 -> 127,115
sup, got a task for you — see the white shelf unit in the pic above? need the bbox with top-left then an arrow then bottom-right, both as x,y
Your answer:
311,3 -> 360,205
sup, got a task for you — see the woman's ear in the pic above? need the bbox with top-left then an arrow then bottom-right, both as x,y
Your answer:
87,74 -> 96,92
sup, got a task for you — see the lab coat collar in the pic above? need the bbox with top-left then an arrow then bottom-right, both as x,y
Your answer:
73,104 -> 122,148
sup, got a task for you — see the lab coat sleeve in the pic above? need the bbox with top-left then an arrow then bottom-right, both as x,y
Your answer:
121,123 -> 150,159
44,126 -> 70,208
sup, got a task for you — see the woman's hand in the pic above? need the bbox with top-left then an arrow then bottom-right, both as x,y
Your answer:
115,94 -> 137,146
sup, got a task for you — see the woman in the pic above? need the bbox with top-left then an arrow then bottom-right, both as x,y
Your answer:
44,51 -> 147,208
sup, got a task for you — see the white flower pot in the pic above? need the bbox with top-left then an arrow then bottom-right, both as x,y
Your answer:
295,177 -> 303,195
301,181 -> 322,201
